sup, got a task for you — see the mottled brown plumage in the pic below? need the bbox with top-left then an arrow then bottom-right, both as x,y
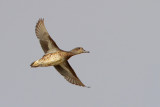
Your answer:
31,18 -> 89,87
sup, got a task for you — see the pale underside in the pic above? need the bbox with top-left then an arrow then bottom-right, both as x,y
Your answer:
33,52 -> 64,67
34,18 -> 87,87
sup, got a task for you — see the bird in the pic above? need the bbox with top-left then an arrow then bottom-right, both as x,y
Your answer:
30,18 -> 90,87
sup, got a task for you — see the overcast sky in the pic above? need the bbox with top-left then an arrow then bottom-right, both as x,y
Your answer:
0,0 -> 160,107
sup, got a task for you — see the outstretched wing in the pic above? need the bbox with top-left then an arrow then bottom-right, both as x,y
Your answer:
54,61 -> 89,87
35,18 -> 60,53
35,19 -> 88,87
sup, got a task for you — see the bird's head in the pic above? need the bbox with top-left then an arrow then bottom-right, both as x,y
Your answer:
71,47 -> 89,55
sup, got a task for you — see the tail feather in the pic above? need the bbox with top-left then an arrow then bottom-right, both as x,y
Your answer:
30,61 -> 39,67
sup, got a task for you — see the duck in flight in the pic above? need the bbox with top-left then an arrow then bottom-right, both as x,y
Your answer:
30,19 -> 89,87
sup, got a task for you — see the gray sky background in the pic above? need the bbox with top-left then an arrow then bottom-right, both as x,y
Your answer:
0,0 -> 159,107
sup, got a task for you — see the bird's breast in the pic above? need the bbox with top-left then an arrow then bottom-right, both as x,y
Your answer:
36,52 -> 67,67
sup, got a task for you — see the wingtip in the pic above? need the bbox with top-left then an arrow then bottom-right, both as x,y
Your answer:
38,18 -> 44,22
85,86 -> 91,88
37,18 -> 44,25
35,18 -> 45,35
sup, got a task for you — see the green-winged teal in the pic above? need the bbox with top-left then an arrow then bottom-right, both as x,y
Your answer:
31,19 -> 89,87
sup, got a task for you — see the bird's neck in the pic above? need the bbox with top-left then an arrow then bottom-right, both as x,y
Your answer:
63,52 -> 75,60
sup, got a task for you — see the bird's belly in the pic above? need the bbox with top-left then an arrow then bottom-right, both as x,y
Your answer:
35,54 -> 64,67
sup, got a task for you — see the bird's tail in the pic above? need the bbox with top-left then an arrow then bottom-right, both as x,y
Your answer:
30,61 -> 39,67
